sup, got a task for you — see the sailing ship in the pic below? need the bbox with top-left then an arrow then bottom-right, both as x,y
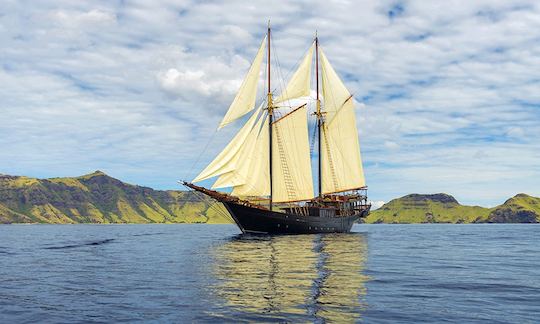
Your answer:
183,25 -> 371,234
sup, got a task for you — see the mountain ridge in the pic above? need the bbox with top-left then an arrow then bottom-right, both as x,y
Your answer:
0,171 -> 231,224
366,192 -> 540,224
0,172 -> 538,224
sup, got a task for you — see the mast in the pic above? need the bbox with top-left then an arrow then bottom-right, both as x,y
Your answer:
315,33 -> 322,198
267,22 -> 274,210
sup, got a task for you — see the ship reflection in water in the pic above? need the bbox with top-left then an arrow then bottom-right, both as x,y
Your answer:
210,233 -> 369,322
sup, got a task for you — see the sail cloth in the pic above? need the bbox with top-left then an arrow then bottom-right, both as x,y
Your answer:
212,113 -> 267,190
196,43 -> 364,199
193,106 -> 262,183
230,116 -> 270,197
321,98 -> 366,194
320,52 -> 366,193
218,36 -> 267,129
320,49 -> 351,123
271,105 -> 314,202
274,43 -> 314,104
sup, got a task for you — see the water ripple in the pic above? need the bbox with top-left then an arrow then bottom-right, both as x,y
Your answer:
44,238 -> 115,250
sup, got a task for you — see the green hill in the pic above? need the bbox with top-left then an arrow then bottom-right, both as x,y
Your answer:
366,194 -> 492,224
0,171 -> 231,224
1,172 -> 538,224
486,194 -> 540,223
366,193 -> 540,224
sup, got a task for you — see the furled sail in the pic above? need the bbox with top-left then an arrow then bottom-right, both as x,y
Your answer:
271,105 -> 314,202
193,106 -> 261,183
218,36 -> 267,129
320,50 -> 365,194
274,43 -> 314,103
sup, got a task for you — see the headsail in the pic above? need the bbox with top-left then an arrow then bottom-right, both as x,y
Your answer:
271,105 -> 314,202
320,49 -> 366,194
193,106 -> 262,183
275,43 -> 314,103
212,113 -> 268,190
230,116 -> 270,197
218,36 -> 267,129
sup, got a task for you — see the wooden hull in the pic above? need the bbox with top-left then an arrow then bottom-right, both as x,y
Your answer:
223,201 -> 367,234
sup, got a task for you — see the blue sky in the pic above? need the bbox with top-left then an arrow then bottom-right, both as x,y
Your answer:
1,0 -> 539,207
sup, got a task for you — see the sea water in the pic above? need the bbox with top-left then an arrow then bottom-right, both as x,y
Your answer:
0,224 -> 538,323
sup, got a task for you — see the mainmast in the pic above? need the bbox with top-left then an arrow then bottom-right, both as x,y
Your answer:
315,33 -> 322,198
267,22 -> 274,210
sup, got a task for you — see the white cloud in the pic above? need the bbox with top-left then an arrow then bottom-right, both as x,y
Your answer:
505,126 -> 525,138
0,0 -> 539,206
384,141 -> 400,150
52,9 -> 117,27
370,200 -> 386,210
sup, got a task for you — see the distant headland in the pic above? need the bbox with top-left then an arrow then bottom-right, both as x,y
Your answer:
367,193 -> 540,224
0,172 -> 538,224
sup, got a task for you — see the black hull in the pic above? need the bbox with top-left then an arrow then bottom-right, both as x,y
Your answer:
223,202 -> 366,234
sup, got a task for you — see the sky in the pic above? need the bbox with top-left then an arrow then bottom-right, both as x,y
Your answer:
1,0 -> 539,207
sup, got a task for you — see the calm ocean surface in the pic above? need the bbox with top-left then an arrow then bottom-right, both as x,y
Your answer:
0,224 -> 539,323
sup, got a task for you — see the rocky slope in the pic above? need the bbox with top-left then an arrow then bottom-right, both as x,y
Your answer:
485,194 -> 540,223
366,193 -> 540,224
0,171 -> 230,224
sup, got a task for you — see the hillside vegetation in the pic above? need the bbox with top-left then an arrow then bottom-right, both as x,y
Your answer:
1,172 -> 538,224
0,171 -> 231,224
486,194 -> 540,223
366,193 -> 540,224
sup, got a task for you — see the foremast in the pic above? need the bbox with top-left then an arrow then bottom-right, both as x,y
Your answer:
267,23 -> 274,210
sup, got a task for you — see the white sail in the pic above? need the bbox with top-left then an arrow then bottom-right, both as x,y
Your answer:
230,116 -> 270,196
320,48 -> 365,193
320,49 -> 351,123
275,43 -> 314,103
271,105 -> 314,202
218,36 -> 266,129
321,95 -> 365,194
195,39 -> 365,201
193,106 -> 261,183
212,113 -> 266,189
229,106 -> 314,202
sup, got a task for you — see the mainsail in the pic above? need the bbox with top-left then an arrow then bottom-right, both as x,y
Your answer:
320,49 -> 366,193
271,105 -> 314,202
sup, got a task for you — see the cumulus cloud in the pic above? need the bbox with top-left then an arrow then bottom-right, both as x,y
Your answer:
0,0 -> 539,206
